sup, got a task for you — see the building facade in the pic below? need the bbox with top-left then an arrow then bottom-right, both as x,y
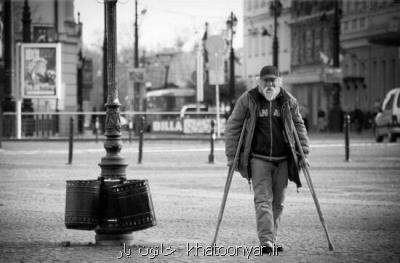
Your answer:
243,0 -> 400,131
340,0 -> 400,114
285,0 -> 342,131
0,0 -> 84,136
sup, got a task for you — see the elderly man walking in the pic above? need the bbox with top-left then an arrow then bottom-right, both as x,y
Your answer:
225,65 -> 310,254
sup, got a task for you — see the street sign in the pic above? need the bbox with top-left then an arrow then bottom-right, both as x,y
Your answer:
129,68 -> 145,83
206,36 -> 225,85
209,68 -> 225,85
205,35 -> 225,54
322,67 -> 342,83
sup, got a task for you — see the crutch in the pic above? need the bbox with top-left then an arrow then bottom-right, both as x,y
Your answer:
211,117 -> 248,245
290,120 -> 334,251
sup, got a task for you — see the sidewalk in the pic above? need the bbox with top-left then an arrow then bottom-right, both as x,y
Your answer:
2,129 -> 376,142
0,139 -> 399,262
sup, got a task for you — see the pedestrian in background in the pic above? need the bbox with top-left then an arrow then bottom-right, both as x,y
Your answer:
318,108 -> 326,132
225,65 -> 310,254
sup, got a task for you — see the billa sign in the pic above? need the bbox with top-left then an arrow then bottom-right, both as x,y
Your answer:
20,43 -> 61,98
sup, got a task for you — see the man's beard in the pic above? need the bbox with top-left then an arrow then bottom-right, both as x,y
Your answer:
263,86 -> 280,101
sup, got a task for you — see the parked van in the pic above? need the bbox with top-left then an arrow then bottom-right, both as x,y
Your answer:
374,88 -> 400,142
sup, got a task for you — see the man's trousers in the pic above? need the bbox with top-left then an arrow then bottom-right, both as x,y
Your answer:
250,158 -> 288,245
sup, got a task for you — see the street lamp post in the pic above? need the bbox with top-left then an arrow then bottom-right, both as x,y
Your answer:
22,0 -> 34,136
2,0 -> 15,113
332,0 -> 341,107
98,0 -> 126,182
101,4 -> 108,135
320,0 -> 342,131
133,0 -> 140,135
156,53 -> 175,89
330,0 -> 342,132
134,0 -> 139,69
98,0 -> 131,245
226,12 -> 237,114
77,49 -> 84,134
270,0 -> 282,69
132,1 -> 147,135
64,0 -> 156,245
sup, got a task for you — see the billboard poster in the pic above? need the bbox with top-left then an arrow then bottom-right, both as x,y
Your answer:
20,43 -> 61,98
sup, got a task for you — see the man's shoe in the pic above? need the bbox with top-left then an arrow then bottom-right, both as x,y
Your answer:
276,244 -> 283,252
261,241 -> 274,255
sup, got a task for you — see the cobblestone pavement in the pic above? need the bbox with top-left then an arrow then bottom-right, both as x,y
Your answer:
0,134 -> 399,262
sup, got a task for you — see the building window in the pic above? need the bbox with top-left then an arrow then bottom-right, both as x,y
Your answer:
320,27 -> 324,53
371,1 -> 377,9
382,60 -> 386,92
300,30 -> 306,64
372,60 -> 377,95
355,0 -> 361,11
360,1 -> 367,11
352,19 -> 357,30
314,27 -> 321,62
323,27 -> 330,59
348,1 -> 354,12
343,21 -> 349,32
360,17 -> 365,28
361,62 -> 366,77
353,62 -> 358,76
33,26 -> 56,42
261,33 -> 266,56
344,64 -> 349,76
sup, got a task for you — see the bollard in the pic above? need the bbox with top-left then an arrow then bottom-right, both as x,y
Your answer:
68,117 -> 74,165
138,116 -> 145,164
344,113 -> 351,162
46,114 -> 51,137
41,114 -> 45,137
95,116 -> 99,143
208,120 -> 215,164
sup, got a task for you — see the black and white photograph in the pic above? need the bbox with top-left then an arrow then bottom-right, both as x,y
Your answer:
0,0 -> 399,262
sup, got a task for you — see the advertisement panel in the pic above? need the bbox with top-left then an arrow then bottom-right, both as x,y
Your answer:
20,43 -> 61,98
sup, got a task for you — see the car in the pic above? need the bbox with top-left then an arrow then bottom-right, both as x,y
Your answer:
374,88 -> 400,142
179,104 -> 208,118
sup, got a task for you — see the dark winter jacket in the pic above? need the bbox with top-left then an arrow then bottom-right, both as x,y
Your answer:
225,87 -> 310,188
251,89 -> 289,158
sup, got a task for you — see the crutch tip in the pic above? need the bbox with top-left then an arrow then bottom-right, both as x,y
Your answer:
328,244 -> 334,251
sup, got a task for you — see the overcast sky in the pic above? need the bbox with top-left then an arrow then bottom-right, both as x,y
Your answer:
74,0 -> 243,52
